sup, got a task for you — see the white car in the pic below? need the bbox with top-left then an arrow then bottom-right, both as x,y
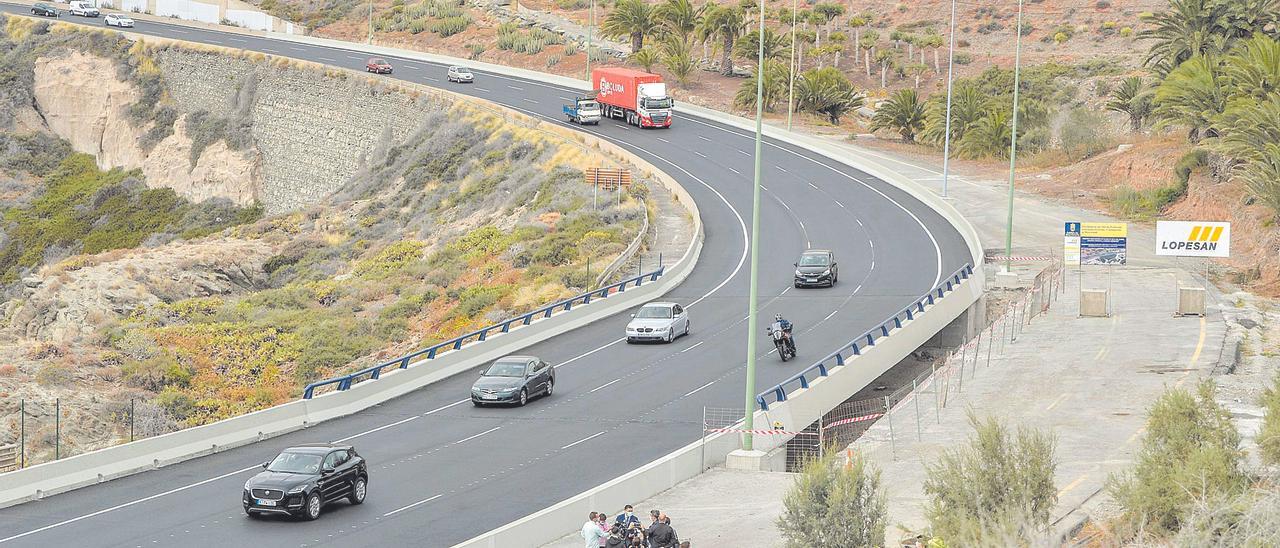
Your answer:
68,1 -> 99,17
104,13 -> 134,27
625,302 -> 689,343
447,66 -> 474,83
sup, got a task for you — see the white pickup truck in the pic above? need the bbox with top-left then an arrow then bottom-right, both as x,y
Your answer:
69,1 -> 100,17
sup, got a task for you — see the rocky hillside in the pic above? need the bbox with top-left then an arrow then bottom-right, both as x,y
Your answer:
0,17 -> 649,463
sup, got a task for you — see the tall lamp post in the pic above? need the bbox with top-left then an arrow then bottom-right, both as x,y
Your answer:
367,0 -> 374,44
585,0 -> 595,82
786,0 -> 797,130
1004,0 -> 1025,272
939,0 -> 957,198
741,0 -> 767,453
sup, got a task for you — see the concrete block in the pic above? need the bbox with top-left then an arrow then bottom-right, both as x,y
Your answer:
1177,286 -> 1205,317
724,448 -> 788,472
994,270 -> 1021,288
1080,289 -> 1108,317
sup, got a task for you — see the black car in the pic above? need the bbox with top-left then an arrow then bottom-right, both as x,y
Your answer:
31,3 -> 59,16
471,355 -> 554,407
243,444 -> 367,520
794,249 -> 838,288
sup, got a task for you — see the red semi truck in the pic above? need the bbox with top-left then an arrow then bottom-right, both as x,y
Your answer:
591,67 -> 673,128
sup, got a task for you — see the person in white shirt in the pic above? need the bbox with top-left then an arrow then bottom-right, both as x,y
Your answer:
583,512 -> 608,548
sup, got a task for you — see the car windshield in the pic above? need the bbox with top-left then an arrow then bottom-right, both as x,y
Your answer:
798,254 -> 829,267
580,101 -> 599,110
371,59 -> 386,65
636,305 -> 673,319
485,361 -> 528,377
456,67 -> 471,73
643,97 -> 673,109
267,452 -> 323,474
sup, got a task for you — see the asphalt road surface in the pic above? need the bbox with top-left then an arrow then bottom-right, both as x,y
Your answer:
0,6 -> 971,547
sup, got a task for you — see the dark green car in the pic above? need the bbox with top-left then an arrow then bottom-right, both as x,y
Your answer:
31,3 -> 59,16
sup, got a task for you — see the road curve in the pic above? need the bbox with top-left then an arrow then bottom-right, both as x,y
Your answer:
0,7 -> 970,547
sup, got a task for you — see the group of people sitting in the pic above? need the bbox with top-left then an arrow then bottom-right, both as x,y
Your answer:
581,505 -> 687,548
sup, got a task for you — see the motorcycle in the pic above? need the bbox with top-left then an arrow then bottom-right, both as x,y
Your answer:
768,326 -> 796,362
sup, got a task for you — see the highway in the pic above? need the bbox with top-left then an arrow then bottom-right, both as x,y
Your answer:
0,6 -> 971,547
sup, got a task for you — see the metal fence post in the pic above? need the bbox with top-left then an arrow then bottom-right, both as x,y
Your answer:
130,398 -> 135,443
55,398 -> 60,461
700,407 -> 706,472
986,326 -> 995,367
884,396 -> 896,461
957,350 -> 965,393
19,399 -> 24,469
818,415 -> 825,459
973,330 -> 982,376
913,379 -> 921,441
932,362 -> 940,424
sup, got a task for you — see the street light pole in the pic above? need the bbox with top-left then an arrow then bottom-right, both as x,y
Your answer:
367,0 -> 374,44
1004,0 -> 1025,273
742,0 -> 767,453
786,0 -> 797,130
940,0 -> 957,198
585,0 -> 594,82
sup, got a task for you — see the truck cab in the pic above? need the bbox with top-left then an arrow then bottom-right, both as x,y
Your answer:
563,97 -> 602,125
634,82 -> 673,128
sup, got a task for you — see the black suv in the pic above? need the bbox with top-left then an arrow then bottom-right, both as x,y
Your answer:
243,444 -> 367,520
794,249 -> 838,288
31,3 -> 59,16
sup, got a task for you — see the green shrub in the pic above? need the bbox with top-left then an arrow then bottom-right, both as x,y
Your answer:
497,27 -> 562,55
779,453 -> 888,548
1259,372 -> 1280,466
0,132 -> 74,176
1109,381 -> 1246,535
1119,26 -> 1133,37
554,0 -> 589,9
184,110 -> 229,168
452,284 -> 512,319
354,240 -> 426,279
155,386 -> 197,422
294,317 -> 378,382
430,15 -> 471,37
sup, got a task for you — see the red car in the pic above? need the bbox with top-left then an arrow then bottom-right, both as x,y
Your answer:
365,58 -> 393,74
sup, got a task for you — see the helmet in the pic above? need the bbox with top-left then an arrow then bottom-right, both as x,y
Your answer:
774,313 -> 783,321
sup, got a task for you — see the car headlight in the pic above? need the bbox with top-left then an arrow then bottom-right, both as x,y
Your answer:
287,484 -> 307,494
795,269 -> 803,277
822,269 -> 831,276
244,480 -> 253,490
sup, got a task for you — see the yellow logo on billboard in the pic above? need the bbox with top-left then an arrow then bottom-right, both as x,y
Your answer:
1188,225 -> 1224,242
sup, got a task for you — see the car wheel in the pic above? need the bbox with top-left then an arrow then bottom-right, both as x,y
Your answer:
518,388 -> 528,406
684,321 -> 690,337
472,400 -> 483,407
349,476 -> 367,505
625,337 -> 634,344
664,329 -> 673,343
545,378 -> 554,397
303,493 -> 321,521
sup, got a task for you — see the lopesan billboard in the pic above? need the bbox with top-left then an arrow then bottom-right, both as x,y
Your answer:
1156,221 -> 1231,258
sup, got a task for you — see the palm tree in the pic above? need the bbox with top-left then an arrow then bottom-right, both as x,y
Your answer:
795,67 -> 864,124
921,82 -> 986,145
794,29 -> 816,70
1153,54 -> 1227,141
734,60 -> 790,111
734,27 -> 791,62
859,29 -> 879,75
1221,33 -> 1280,101
955,108 -> 1014,159
828,31 -> 846,68
812,2 -> 844,40
631,47 -> 660,72
661,35 -> 697,84
603,0 -> 657,54
1141,0 -> 1233,76
906,62 -> 929,89
1105,76 -> 1154,131
874,49 -> 896,88
922,33 -> 945,72
696,4 -> 747,76
848,14 -> 869,50
870,88 -> 926,142
656,0 -> 703,50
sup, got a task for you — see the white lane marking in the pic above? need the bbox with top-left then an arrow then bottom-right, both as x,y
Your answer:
835,200 -> 844,208
561,431 -> 606,450
657,137 -> 670,143
589,379 -> 621,392
347,55 -> 363,60
680,341 -> 705,353
869,240 -> 874,248
521,98 -> 538,103
382,494 -> 443,517
455,426 -> 501,444
425,77 -> 440,82
423,399 -> 470,416
855,218 -> 864,227
855,284 -> 863,293
290,46 -> 305,52
227,37 -> 247,43
0,465 -> 259,544
727,167 -> 741,175
694,151 -> 707,158
682,116 -> 945,288
318,57 -> 337,63
682,381 -> 715,398
507,85 -> 525,90
737,149 -> 750,156
697,135 -> 711,141
823,310 -> 838,321
474,87 -> 491,92
781,286 -> 790,295
558,96 -> 573,101
870,260 -> 875,270
776,166 -> 788,173
807,182 -> 819,189
331,415 -> 418,444
169,28 -> 188,34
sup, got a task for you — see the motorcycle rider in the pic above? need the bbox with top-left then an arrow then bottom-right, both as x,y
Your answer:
770,313 -> 795,355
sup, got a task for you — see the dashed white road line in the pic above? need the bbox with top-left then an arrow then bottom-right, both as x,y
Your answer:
834,200 -> 844,208
807,182 -> 819,190
776,166 -> 788,173
423,399 -> 469,416
727,167 -> 741,175
560,431 -> 606,450
693,151 -> 707,158
696,135 -> 711,141
507,85 -> 525,90
823,310 -> 838,321
657,137 -> 670,143
455,426 -> 501,444
680,341 -> 705,353
227,37 -> 247,43
682,381 -> 715,398
589,379 -> 621,392
737,149 -> 750,156
474,87 -> 491,92
318,57 -> 337,63
382,494 -> 443,517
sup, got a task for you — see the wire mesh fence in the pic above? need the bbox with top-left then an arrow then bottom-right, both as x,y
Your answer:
1,397 -> 175,471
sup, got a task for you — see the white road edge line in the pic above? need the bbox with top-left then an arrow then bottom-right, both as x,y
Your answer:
455,426 -> 501,444
682,381 -> 715,398
589,379 -> 621,393
0,465 -> 259,545
382,494 -> 443,517
560,431 -> 606,450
